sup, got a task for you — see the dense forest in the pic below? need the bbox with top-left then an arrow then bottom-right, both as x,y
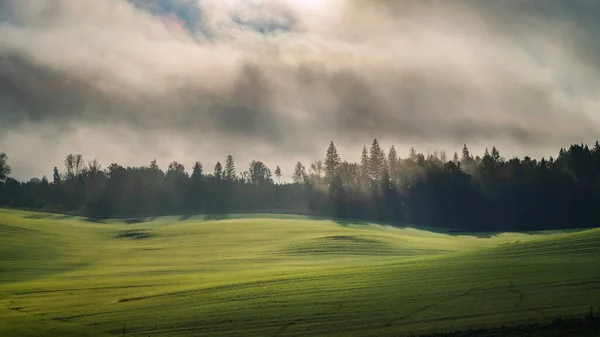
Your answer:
1,140 -> 600,231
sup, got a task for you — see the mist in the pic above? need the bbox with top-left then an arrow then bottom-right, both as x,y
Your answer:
1,0 -> 600,180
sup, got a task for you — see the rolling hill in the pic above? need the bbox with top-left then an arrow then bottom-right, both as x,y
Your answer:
1,209 -> 599,336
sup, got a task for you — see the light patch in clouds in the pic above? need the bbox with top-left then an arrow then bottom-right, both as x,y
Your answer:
1,0 -> 600,180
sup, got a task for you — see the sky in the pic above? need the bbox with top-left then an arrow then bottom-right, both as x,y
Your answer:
2,0 -> 600,180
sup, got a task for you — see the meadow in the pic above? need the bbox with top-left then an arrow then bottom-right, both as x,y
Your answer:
1,208 -> 600,336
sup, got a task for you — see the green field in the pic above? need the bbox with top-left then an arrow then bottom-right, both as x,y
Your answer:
1,209 -> 600,336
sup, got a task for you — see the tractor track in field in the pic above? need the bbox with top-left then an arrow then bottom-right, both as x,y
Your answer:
508,282 -> 525,307
272,303 -> 344,337
13,284 -> 165,295
385,287 -> 480,328
111,273 -> 362,304
507,282 -> 557,317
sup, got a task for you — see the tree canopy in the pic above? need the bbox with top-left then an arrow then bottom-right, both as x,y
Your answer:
2,140 -> 600,232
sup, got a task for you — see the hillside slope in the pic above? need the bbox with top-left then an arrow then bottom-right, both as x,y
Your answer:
1,209 -> 599,336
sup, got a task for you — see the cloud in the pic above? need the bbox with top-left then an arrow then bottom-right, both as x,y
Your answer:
1,0 -> 599,179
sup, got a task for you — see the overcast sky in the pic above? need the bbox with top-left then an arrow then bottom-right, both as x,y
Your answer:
2,0 -> 600,180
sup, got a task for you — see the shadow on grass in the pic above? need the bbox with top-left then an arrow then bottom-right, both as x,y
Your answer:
23,213 -> 73,221
177,213 -> 231,221
319,216 -> 578,239
412,307 -> 600,337
179,214 -> 193,221
203,214 -> 230,221
84,217 -> 108,224
124,217 -> 157,225
14,207 -> 591,239
23,214 -> 52,220
81,216 -> 157,225
115,230 -> 155,240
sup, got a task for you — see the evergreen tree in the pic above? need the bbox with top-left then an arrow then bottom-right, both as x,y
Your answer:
409,147 -> 418,161
52,167 -> 61,184
481,148 -> 494,171
491,146 -> 502,164
274,165 -> 282,184
192,162 -> 203,181
387,145 -> 399,183
461,144 -> 471,161
214,161 -> 223,180
440,150 -> 447,163
0,152 -> 10,181
224,155 -> 236,181
369,139 -> 386,181
324,142 -> 341,186
189,161 -> 204,212
360,145 -> 370,185
461,144 -> 476,173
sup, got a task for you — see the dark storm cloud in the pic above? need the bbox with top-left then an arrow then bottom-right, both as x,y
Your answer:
1,0 -> 600,179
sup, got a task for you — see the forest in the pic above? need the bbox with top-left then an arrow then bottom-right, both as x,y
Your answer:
1,140 -> 600,232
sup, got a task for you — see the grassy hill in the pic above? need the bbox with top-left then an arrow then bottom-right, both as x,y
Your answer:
1,209 -> 600,336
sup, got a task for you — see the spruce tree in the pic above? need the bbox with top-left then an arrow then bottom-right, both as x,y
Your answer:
224,155 -> 236,181
274,165 -> 282,184
360,145 -> 370,185
324,141 -> 341,185
52,167 -> 61,184
369,139 -> 386,181
387,145 -> 398,183
214,161 -> 223,180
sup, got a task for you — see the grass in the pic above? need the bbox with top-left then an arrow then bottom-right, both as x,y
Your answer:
1,208 -> 600,336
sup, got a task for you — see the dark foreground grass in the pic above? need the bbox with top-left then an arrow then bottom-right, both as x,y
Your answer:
1,208 -> 600,336
419,312 -> 600,337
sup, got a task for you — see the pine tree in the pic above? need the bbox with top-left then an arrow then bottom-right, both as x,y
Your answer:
360,145 -> 370,184
224,155 -> 236,181
52,167 -> 61,184
324,141 -> 341,185
491,146 -> 502,164
461,144 -> 475,173
214,161 -> 223,180
409,147 -> 418,161
440,150 -> 447,163
0,152 -> 11,181
480,148 -> 494,171
369,139 -> 386,181
274,165 -> 282,184
192,162 -> 203,181
461,144 -> 471,162
387,145 -> 398,183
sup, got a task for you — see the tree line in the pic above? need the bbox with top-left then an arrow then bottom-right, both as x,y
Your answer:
1,140 -> 600,231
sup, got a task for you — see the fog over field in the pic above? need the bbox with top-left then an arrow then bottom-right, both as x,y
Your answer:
2,0 -> 600,179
